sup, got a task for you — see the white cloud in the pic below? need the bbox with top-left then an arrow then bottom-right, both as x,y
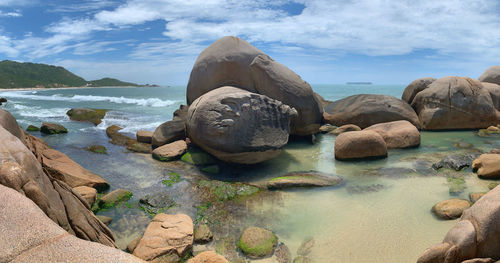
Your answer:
0,35 -> 18,57
0,10 -> 21,17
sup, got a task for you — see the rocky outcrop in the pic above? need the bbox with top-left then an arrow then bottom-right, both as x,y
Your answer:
40,122 -> 68,134
479,66 -> 500,85
133,213 -> 194,262
73,186 -> 97,207
186,36 -> 267,104
401,77 -> 436,104
250,55 -> 323,135
334,130 -> 387,160
267,171 -> 343,189
151,120 -> 186,149
418,185 -> 500,262
432,198 -> 471,220
0,109 -> 23,139
186,86 -> 297,164
66,108 -> 107,126
324,94 -> 420,129
136,130 -> 153,144
238,227 -> 277,259
411,76 -> 500,130
106,125 -> 151,153
152,140 -> 187,162
0,184 -> 144,263
188,251 -> 229,263
364,120 -> 420,148
0,125 -> 116,247
472,154 -> 500,179
330,124 -> 361,135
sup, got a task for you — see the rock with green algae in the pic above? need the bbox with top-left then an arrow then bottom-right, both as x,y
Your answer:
85,145 -> 107,154
181,151 -> 217,166
40,122 -> 68,134
99,189 -> 132,209
447,174 -> 466,195
194,223 -> 213,244
139,192 -> 176,216
106,125 -> 151,153
238,227 -> 278,259
66,108 -> 108,125
26,125 -> 40,131
200,165 -> 220,174
198,180 -> 260,202
267,171 -> 343,189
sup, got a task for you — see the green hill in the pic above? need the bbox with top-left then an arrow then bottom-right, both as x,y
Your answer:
0,60 -> 138,89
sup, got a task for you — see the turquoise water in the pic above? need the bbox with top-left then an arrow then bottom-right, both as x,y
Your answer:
1,85 -> 498,262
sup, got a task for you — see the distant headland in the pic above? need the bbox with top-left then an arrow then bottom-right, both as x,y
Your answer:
346,82 -> 372,85
0,60 -> 158,89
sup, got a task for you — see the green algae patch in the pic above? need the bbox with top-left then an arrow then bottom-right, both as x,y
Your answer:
489,182 -> 499,190
26,125 -> 40,131
447,174 -> 466,195
98,189 -> 133,209
162,172 -> 181,187
86,145 -> 107,154
238,227 -> 277,259
200,165 -> 220,174
181,151 -> 216,166
198,180 -> 260,202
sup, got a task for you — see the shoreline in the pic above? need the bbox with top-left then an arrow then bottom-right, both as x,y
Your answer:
0,85 -> 155,93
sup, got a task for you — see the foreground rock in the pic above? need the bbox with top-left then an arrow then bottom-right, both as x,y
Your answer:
250,55 -> 322,135
267,171 -> 343,189
411,76 -> 500,130
324,94 -> 420,129
0,125 -> 115,247
479,66 -> 500,85
73,186 -> 97,207
186,86 -> 297,164
334,130 -> 387,160
152,120 -> 186,148
432,153 -> 480,171
330,124 -> 361,135
66,108 -> 107,125
418,185 -> 500,262
401,77 -> 436,104
136,130 -> 153,143
0,185 -> 143,263
364,120 -> 420,148
0,109 -> 23,139
188,251 -> 229,263
472,154 -> 500,179
238,227 -> 277,259
40,122 -> 68,134
133,213 -> 194,262
152,140 -> 187,162
432,198 -> 471,220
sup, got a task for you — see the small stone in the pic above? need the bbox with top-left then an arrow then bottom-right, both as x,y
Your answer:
469,192 -> 486,203
152,140 -> 187,162
194,223 -> 213,244
432,198 -> 470,220
85,145 -> 107,154
99,189 -> 132,209
187,251 -> 229,263
238,227 -> 277,259
275,243 -> 291,263
26,125 -> 40,132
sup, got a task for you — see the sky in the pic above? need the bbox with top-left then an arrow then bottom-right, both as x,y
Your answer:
0,0 -> 500,85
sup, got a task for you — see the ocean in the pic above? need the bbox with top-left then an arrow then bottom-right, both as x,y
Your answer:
1,85 -> 497,262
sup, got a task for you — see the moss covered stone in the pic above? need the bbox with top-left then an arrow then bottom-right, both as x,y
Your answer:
40,122 -> 68,134
99,189 -> 132,209
66,108 -> 108,125
86,145 -> 107,154
198,180 -> 260,202
447,174 -> 466,195
238,227 -> 277,259
200,165 -> 220,174
26,125 -> 40,131
181,151 -> 216,166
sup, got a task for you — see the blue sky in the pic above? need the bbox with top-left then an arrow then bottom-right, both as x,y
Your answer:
1,0 -> 499,85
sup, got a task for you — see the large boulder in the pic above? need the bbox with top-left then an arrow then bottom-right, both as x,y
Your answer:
0,125 -> 116,247
151,120 -> 186,149
401,77 -> 436,104
0,185 -> 144,263
324,94 -> 420,129
411,76 -> 500,130
250,55 -> 323,135
40,122 -> 68,134
186,86 -> 297,164
482,82 -> 500,110
479,66 -> 500,85
472,154 -> 500,179
186,36 -> 267,104
66,108 -> 107,126
334,130 -> 388,160
0,109 -> 22,139
133,213 -> 194,262
417,185 -> 500,263
364,120 -> 420,148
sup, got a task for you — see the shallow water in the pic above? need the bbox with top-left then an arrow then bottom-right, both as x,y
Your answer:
1,85 -> 498,262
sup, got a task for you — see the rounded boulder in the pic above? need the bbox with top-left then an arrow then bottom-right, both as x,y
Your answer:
334,130 -> 388,160
479,66 -> 500,85
364,120 -> 420,148
402,77 -> 436,104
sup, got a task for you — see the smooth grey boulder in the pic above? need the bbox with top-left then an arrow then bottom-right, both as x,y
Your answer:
417,185 -> 500,263
324,94 -> 420,129
186,36 -> 267,104
482,82 -> 500,110
401,77 -> 436,104
479,66 -> 500,85
186,86 -> 297,164
411,76 -> 500,130
250,55 -> 323,136
151,120 -> 186,149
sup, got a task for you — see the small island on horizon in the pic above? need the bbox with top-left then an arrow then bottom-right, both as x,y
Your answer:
0,60 -> 159,89
346,82 -> 373,85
